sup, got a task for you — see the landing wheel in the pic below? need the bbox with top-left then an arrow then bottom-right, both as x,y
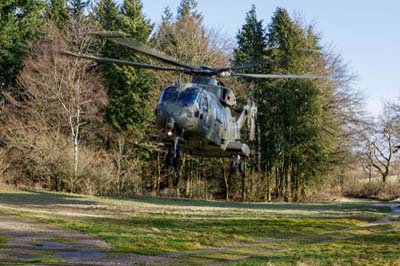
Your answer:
165,137 -> 183,186
229,155 -> 247,201
166,147 -> 182,169
230,155 -> 245,173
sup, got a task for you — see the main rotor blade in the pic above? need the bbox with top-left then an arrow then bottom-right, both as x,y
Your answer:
61,51 -> 187,73
86,31 -> 195,69
217,61 -> 272,72
231,73 -> 327,79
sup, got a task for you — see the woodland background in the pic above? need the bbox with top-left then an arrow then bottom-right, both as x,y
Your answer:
1,0 -> 399,202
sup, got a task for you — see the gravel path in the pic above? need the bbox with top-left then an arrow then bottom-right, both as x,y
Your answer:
0,214 -> 111,265
0,214 -> 179,265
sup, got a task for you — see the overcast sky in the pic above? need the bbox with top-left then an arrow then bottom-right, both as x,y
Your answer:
141,0 -> 400,117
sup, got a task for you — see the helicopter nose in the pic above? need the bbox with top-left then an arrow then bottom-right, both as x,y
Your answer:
166,116 -> 175,130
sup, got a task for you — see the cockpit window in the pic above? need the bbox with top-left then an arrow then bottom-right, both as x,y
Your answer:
201,95 -> 208,112
177,87 -> 200,105
160,86 -> 178,103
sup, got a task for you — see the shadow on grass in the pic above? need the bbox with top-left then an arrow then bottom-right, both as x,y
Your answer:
0,190 -> 98,206
129,196 -> 388,214
0,188 -> 389,214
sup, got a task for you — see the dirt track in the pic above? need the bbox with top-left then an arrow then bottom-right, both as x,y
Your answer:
0,213 -> 180,265
0,214 -> 110,265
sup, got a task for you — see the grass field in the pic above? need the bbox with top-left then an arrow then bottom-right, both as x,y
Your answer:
0,189 -> 399,265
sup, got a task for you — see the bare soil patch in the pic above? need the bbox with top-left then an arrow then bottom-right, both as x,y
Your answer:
0,214 -> 109,265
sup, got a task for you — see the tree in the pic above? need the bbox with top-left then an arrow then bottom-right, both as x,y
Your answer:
365,101 -> 400,182
68,0 -> 89,25
233,5 -> 267,200
153,0 -> 229,85
95,0 -> 155,132
95,0 -> 119,31
394,100 -> 400,153
234,5 -> 266,66
234,7 -> 334,201
0,23 -> 108,191
0,0 -> 44,89
177,0 -> 199,19
46,0 -> 70,29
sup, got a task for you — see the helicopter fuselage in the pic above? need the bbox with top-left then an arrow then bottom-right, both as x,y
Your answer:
155,77 -> 251,157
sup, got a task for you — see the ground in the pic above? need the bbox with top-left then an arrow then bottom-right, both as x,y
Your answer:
0,189 -> 399,265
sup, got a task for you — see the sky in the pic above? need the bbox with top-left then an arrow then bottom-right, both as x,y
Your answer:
141,0 -> 400,117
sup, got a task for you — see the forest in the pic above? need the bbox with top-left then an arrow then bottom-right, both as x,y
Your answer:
1,0 -> 399,202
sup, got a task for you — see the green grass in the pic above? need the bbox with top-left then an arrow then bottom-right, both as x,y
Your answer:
0,189 -> 398,265
227,230 -> 400,266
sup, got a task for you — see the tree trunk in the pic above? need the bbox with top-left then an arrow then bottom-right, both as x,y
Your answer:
221,158 -> 229,201
265,172 -> 272,202
285,162 -> 291,202
241,160 -> 246,202
157,151 -> 161,196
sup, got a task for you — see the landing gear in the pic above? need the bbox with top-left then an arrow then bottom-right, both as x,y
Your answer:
165,137 -> 182,185
230,155 -> 245,173
229,155 -> 246,201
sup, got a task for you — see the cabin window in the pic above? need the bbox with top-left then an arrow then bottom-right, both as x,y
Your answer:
216,105 -> 222,123
160,86 -> 178,103
201,95 -> 208,112
177,87 -> 200,105
211,96 -> 227,129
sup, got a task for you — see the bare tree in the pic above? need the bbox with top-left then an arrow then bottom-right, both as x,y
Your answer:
152,8 -> 232,88
390,99 -> 400,153
365,102 -> 399,182
0,22 -> 106,190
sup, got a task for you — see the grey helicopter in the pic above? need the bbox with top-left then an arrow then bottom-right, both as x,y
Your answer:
63,31 -> 323,170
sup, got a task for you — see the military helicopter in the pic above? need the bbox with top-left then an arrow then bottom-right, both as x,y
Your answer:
63,31 -> 323,168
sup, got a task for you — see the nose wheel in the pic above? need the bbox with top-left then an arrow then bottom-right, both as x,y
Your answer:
229,155 -> 246,201
230,155 -> 245,173
166,137 -> 182,185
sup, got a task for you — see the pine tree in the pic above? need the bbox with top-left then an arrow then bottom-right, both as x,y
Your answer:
267,8 -> 308,74
234,6 -> 332,201
263,8 -> 330,201
68,0 -> 89,22
95,0 -> 155,132
46,0 -> 70,30
177,0 -> 201,20
234,4 -> 266,65
95,0 -> 119,31
0,0 -> 44,89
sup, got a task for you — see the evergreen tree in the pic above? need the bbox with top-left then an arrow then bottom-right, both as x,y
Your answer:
46,0 -> 70,29
233,7 -> 266,144
234,6 -> 332,201
234,4 -> 266,65
0,0 -> 44,90
95,0 -> 119,31
95,0 -> 155,132
68,0 -> 89,22
262,8 -> 330,201
177,0 -> 201,20
267,8 -> 308,74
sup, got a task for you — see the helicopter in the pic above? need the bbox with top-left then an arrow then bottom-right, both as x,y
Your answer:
62,31 -> 323,169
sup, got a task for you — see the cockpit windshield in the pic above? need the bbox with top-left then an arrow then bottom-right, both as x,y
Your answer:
177,87 -> 200,105
160,86 -> 178,103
